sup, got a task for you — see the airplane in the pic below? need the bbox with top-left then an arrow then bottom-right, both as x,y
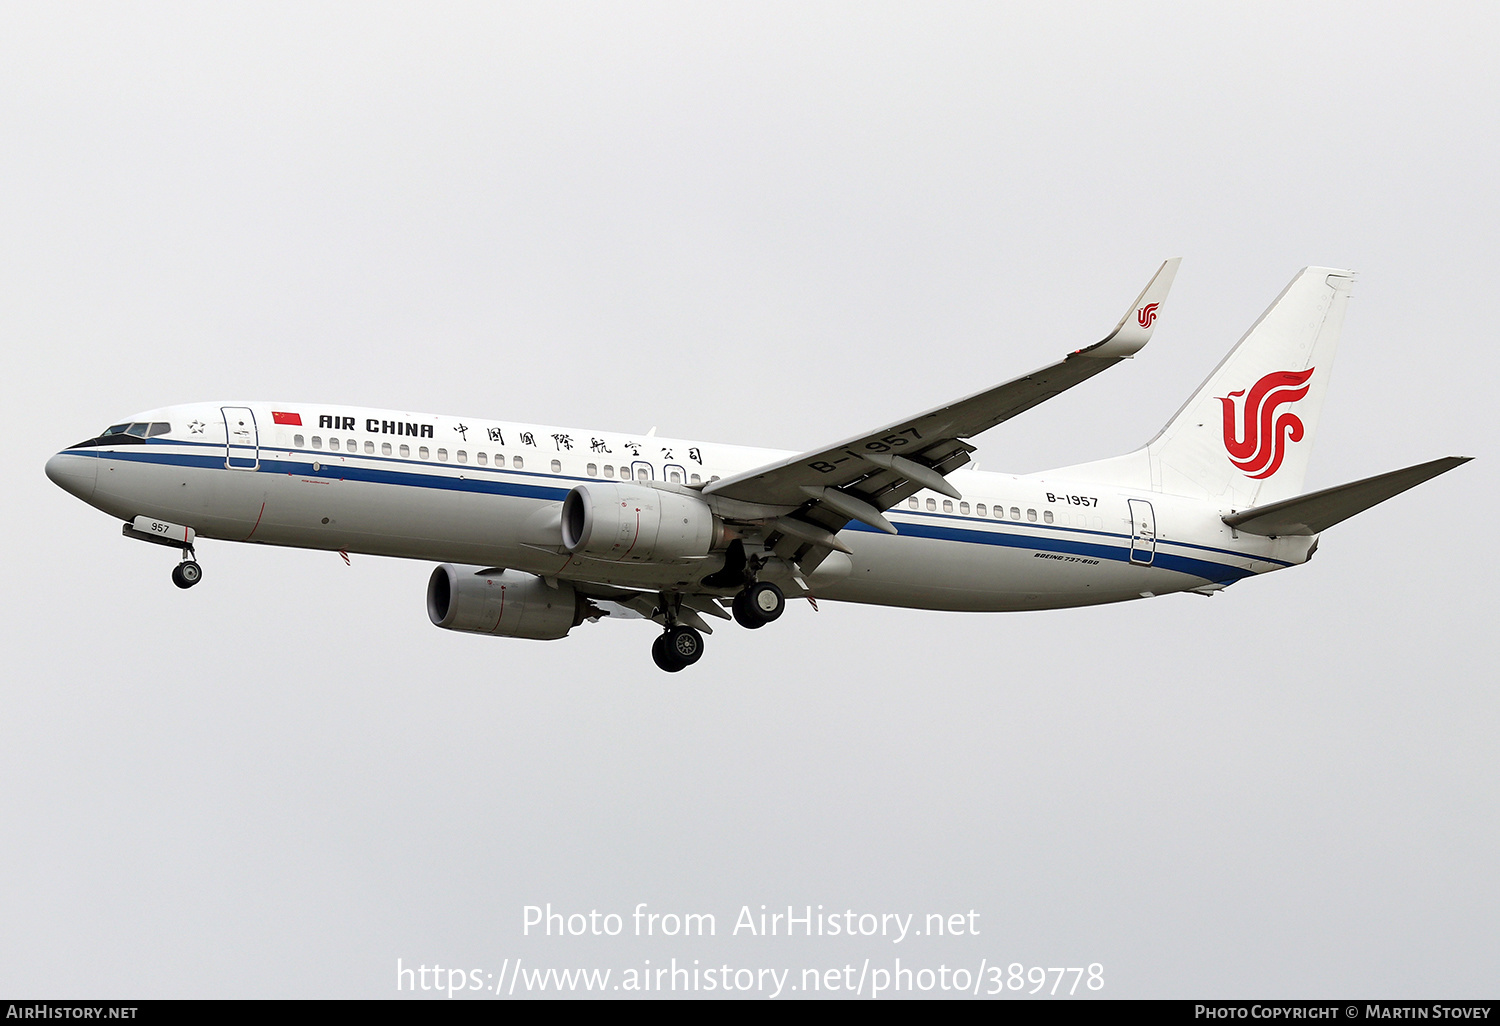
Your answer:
44,260 -> 1469,672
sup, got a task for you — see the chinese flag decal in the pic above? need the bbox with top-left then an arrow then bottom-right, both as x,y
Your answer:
272,411 -> 302,426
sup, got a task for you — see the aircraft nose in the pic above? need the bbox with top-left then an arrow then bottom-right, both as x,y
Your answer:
45,451 -> 98,500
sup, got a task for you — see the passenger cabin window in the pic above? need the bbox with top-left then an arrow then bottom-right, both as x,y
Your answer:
513,456 -> 523,469
419,446 -> 429,459
1011,507 -> 1021,520
328,437 -> 339,450
942,500 -> 954,513
669,469 -> 682,483
399,444 -> 410,457
550,459 -> 562,473
457,450 -> 467,464
346,439 -> 357,453
364,440 -> 374,454
604,465 -> 615,478
1027,509 -> 1037,522
690,474 -> 701,485
381,442 -> 392,456
437,448 -> 448,461
294,434 -> 305,447
960,502 -> 970,515
476,452 -> 487,466
908,497 -> 919,509
587,463 -> 598,476
926,498 -> 937,511
1043,510 -> 1054,524
976,503 -> 986,516
312,436 -> 323,450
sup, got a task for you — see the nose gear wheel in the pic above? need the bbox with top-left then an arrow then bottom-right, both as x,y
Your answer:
171,559 -> 203,589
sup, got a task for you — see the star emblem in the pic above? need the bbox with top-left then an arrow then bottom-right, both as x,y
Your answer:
189,419 -> 205,434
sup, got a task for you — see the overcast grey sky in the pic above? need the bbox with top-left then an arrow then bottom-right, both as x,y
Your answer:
2,1 -> 1495,999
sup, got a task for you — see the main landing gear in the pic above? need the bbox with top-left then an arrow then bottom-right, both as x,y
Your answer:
649,582 -> 787,672
649,544 -> 793,671
732,581 -> 785,629
652,624 -> 704,673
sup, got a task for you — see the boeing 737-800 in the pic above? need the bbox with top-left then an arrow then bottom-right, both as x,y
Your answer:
45,261 -> 1469,671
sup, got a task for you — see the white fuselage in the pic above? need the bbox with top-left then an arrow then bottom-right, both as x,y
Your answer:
46,401 -> 1314,611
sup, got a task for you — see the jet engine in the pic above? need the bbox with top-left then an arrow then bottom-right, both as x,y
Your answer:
560,482 -> 724,562
426,565 -> 586,640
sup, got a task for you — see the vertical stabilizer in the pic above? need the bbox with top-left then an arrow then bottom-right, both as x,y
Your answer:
1146,267 -> 1354,508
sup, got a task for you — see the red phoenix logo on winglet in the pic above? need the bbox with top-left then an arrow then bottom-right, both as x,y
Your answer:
1217,368 -> 1315,479
1137,303 -> 1159,328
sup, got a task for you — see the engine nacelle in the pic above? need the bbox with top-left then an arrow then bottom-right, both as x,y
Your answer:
426,565 -> 584,640
561,482 -> 722,562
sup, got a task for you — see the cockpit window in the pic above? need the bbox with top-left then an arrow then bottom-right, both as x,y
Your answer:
73,421 -> 169,449
93,421 -> 171,441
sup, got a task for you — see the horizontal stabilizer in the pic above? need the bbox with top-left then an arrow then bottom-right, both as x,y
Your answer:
1224,456 -> 1471,537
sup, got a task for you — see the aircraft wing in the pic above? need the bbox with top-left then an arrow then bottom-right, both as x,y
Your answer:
703,258 -> 1181,539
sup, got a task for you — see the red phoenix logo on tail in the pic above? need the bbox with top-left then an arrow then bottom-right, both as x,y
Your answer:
1137,303 -> 1159,328
1217,368 -> 1315,479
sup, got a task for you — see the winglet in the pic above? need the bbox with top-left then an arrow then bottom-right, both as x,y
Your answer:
1075,257 -> 1181,360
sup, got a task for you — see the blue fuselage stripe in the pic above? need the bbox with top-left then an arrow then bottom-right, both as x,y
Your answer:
842,519 -> 1254,583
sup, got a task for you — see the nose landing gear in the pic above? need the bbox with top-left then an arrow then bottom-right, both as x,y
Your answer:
121,516 -> 204,589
